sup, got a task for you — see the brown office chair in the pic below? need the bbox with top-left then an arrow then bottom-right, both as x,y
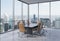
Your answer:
32,21 -> 43,35
18,22 -> 25,32
37,21 -> 43,32
18,21 -> 26,38
34,21 -> 41,31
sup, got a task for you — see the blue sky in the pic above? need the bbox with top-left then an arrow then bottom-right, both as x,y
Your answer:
1,0 -> 60,19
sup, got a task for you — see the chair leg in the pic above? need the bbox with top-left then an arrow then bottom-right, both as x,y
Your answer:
18,32 -> 23,38
18,32 -> 20,38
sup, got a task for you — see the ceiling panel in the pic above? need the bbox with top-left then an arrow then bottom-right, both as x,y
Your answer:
18,0 -> 60,4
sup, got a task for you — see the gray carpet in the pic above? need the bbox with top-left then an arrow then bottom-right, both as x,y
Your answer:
0,28 -> 60,41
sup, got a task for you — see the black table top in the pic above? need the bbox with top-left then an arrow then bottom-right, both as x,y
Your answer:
25,23 -> 38,28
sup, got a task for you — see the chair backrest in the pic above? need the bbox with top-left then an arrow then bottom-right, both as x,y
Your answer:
37,21 -> 43,30
18,21 -> 25,32
37,21 -> 41,26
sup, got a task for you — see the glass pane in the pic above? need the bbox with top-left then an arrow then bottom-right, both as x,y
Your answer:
15,0 -> 21,29
30,4 -> 38,23
39,3 -> 50,27
23,3 -> 28,24
23,3 -> 28,20
51,1 -> 60,28
1,0 -> 13,33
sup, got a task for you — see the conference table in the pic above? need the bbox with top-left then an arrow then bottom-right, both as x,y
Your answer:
25,23 -> 38,35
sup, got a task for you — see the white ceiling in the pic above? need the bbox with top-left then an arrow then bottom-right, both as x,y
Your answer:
18,0 -> 60,4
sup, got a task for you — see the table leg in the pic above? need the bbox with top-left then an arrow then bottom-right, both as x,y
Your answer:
26,28 -> 32,34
